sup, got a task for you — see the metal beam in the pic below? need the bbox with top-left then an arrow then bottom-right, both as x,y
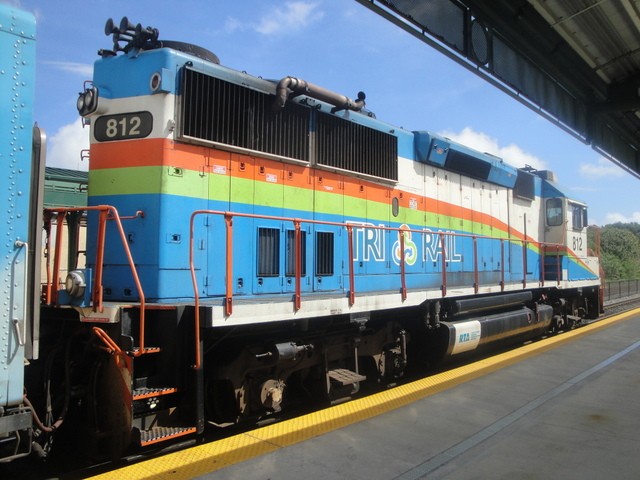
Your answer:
356,0 -> 640,180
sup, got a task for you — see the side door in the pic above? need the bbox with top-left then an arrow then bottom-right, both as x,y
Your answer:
253,158 -> 284,295
283,163 -> 313,294
313,171 -> 343,292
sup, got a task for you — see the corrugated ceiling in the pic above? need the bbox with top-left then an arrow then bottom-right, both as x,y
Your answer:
356,0 -> 640,179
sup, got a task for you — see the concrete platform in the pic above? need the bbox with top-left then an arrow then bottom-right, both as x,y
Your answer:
90,309 -> 640,480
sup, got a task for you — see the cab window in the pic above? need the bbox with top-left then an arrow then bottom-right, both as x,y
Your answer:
570,203 -> 588,230
546,198 -> 563,226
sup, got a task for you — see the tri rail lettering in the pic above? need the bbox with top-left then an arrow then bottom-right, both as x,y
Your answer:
347,222 -> 463,266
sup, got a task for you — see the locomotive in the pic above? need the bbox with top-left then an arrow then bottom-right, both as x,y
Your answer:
1,7 -> 600,464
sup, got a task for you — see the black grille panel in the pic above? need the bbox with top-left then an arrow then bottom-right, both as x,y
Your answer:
286,230 -> 307,276
315,231 -> 334,276
257,228 -> 280,277
317,113 -> 398,181
514,169 -> 535,201
179,67 -> 398,181
180,68 -> 309,161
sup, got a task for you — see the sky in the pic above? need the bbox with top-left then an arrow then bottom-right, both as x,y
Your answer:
7,0 -> 640,226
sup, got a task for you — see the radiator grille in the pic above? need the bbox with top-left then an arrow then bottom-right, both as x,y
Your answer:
317,113 -> 398,181
179,67 -> 398,182
180,68 -> 310,161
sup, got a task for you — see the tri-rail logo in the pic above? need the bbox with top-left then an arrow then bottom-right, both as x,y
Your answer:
347,221 -> 463,266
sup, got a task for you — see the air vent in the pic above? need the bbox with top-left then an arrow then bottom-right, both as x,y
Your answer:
180,68 -> 309,161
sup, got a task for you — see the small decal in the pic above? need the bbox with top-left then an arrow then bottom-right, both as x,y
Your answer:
451,320 -> 481,355
213,165 -> 227,175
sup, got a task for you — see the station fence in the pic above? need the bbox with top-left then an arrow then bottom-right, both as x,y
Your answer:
604,279 -> 640,303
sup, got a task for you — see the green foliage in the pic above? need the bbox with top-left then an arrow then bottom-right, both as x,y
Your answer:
607,222 -> 640,236
597,223 -> 640,280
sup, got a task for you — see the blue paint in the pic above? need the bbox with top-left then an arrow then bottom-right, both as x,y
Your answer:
0,4 -> 36,406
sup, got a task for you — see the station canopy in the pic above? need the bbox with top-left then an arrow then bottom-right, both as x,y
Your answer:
357,0 -> 640,179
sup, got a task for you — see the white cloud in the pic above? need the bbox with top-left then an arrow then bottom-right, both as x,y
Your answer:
226,2 -> 324,36
46,118 -> 90,171
438,127 -> 547,170
579,157 -> 625,178
256,2 -> 323,34
224,17 -> 245,34
44,61 -> 93,77
604,212 -> 640,224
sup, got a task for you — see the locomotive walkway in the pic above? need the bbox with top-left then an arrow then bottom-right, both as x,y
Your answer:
90,308 -> 640,479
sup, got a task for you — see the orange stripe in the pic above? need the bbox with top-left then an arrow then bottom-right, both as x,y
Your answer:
91,139 -> 230,170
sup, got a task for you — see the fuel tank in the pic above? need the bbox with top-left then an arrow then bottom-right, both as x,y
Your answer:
429,304 -> 553,364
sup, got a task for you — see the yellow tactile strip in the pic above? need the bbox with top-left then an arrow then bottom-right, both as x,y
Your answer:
88,309 -> 639,480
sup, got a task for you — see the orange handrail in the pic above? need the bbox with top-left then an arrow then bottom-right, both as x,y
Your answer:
399,230 -> 407,301
44,206 -> 148,355
187,209 -> 566,318
347,226 -> 355,306
294,220 -> 302,311
473,236 -> 479,294
440,232 -> 447,297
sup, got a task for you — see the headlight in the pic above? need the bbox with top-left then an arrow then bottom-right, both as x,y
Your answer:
76,94 -> 85,112
65,270 -> 86,298
77,86 -> 100,117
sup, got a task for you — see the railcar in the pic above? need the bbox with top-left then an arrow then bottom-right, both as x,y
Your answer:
0,5 -> 46,462
1,10 -> 601,463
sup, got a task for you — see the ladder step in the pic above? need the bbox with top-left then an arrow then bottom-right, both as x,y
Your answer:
328,368 -> 366,386
138,426 -> 197,447
131,347 -> 161,355
133,387 -> 177,401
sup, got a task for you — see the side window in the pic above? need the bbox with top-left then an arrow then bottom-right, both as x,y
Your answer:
286,230 -> 307,276
315,231 -> 334,276
570,203 -> 588,230
546,198 -> 564,227
257,227 -> 280,276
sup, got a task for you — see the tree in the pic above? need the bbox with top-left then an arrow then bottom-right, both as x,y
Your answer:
598,225 -> 640,280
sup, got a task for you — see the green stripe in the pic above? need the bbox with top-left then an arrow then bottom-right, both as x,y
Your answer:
89,166 -> 207,198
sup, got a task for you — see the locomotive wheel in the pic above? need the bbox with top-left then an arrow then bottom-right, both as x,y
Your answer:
85,355 -> 132,460
205,379 -> 238,426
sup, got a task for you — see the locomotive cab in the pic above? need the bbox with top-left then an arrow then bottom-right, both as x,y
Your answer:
542,190 -> 598,282
544,196 -> 588,255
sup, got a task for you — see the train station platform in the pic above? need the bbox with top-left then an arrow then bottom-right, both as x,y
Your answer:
91,309 -> 640,480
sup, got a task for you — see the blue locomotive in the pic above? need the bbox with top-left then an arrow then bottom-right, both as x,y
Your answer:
0,10 -> 601,463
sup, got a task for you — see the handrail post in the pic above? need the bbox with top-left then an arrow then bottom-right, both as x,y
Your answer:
224,213 -> 233,316
188,211 -> 202,369
440,232 -> 447,297
347,225 -> 355,306
522,239 -> 527,289
540,243 -> 545,287
50,211 -> 65,305
43,212 -> 52,303
556,245 -> 561,285
500,239 -> 505,291
294,220 -> 301,311
93,208 -> 109,312
473,236 -> 479,294
399,228 -> 407,301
